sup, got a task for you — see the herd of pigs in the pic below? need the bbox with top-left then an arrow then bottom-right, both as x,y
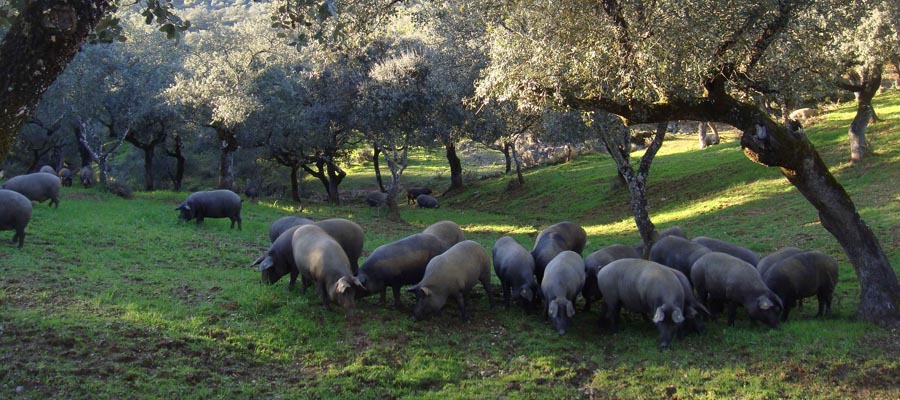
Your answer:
0,175 -> 839,349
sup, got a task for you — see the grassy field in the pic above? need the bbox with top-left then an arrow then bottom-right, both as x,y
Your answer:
2,92 -> 899,399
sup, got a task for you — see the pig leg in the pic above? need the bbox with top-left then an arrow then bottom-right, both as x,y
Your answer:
456,292 -> 469,322
300,276 -> 312,294
781,296 -> 793,322
392,285 -> 403,308
480,275 -> 494,309
196,216 -> 204,227
822,290 -> 834,317
726,302 -> 738,327
502,281 -> 511,308
379,288 -> 387,306
816,293 -> 826,317
317,281 -> 332,310
288,271 -> 298,291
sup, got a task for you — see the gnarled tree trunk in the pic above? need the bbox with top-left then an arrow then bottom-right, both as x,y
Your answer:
0,0 -> 111,163
445,140 -> 464,193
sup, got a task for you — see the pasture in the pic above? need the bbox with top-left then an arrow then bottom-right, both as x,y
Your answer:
2,92 -> 900,399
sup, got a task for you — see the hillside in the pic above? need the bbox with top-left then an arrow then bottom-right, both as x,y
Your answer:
1,91 -> 899,398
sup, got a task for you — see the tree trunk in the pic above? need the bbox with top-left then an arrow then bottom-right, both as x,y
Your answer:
143,148 -> 154,191
698,121 -> 709,149
0,0 -> 111,163
445,141 -> 464,193
741,115 -> 900,326
598,114 -> 665,258
511,143 -> 525,185
373,146 -> 386,192
848,70 -> 881,164
290,165 -> 300,202
219,149 -> 235,190
165,134 -> 185,191
502,142 -> 512,174
325,157 -> 346,205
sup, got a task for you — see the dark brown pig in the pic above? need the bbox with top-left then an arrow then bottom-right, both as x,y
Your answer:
532,221 -> 587,283
1,172 -> 61,208
541,251 -> 585,335
356,233 -> 447,307
408,240 -> 494,322
582,244 -> 641,311
596,259 -> 687,349
493,236 -> 538,309
176,189 -> 243,230
762,251 -> 838,321
291,224 -> 365,315
0,189 -> 32,248
691,252 -> 783,329
268,216 -> 314,242
423,220 -> 465,252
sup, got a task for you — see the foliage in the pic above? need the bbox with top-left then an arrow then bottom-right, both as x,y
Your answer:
1,94 -> 899,398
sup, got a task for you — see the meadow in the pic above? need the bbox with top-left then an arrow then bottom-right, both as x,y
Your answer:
1,92 -> 899,399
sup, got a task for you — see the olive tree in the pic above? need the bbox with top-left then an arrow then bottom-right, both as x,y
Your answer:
477,0 -> 900,324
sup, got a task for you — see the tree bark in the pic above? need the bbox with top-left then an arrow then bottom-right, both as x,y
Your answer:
502,142 -> 512,174
125,130 -> 167,191
511,142 -> 525,185
742,115 -> 900,326
0,0 -> 111,163
597,113 -> 664,258
445,140 -> 464,193
373,145 -> 386,192
849,67 -> 882,164
290,165 -> 300,202
164,133 -> 185,191
215,126 -> 238,190
568,90 -> 900,325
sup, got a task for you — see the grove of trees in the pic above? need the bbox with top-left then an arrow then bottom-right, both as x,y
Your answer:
0,0 -> 898,324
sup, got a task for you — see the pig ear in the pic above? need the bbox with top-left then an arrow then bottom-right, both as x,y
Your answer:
520,287 -> 534,302
420,287 -> 432,297
351,277 -> 366,291
251,255 -> 265,267
406,285 -> 419,294
652,307 -> 666,323
548,299 -> 558,318
758,296 -> 773,310
695,302 -> 711,316
336,277 -> 352,294
672,308 -> 685,324
771,294 -> 784,309
565,300 -> 575,318
257,258 -> 273,272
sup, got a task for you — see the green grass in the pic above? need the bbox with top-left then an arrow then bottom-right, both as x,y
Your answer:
2,91 -> 900,398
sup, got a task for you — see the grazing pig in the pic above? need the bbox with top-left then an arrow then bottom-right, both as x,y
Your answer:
691,252 -> 783,329
582,244 -> 641,311
596,259 -> 686,348
175,189 -> 243,230
665,267 -> 710,336
254,224 -> 304,288
532,221 -> 587,283
423,220 -> 466,252
79,165 -> 94,187
541,251 -> 585,335
39,165 -> 55,174
416,194 -> 440,209
406,186 -> 433,204
268,216 -> 314,243
291,225 -> 365,315
492,236 -> 538,309
757,247 -> 805,277
692,236 -> 759,266
634,225 -> 687,256
1,172 -> 61,208
357,233 -> 447,307
314,218 -> 365,274
0,189 -> 33,248
58,168 -> 73,187
762,251 -> 838,321
408,240 -> 494,321
649,235 -> 711,279
365,191 -> 388,207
